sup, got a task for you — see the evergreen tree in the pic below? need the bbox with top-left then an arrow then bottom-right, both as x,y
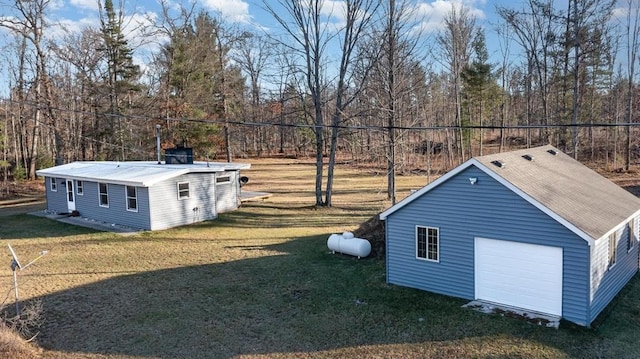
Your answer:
99,0 -> 140,160
163,12 -> 244,158
461,29 -> 497,155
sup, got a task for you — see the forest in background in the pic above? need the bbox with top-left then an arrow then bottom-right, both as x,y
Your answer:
1,0 -> 639,205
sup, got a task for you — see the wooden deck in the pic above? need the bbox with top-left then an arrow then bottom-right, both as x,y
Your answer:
240,191 -> 272,203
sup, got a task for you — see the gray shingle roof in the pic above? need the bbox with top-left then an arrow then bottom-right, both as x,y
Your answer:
380,145 -> 640,242
474,145 -> 640,240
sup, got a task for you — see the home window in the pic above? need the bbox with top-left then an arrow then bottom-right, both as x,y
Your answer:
99,182 -> 109,207
216,175 -> 231,184
50,178 -> 57,192
416,226 -> 439,262
76,180 -> 83,195
608,232 -> 617,269
628,219 -> 636,252
177,182 -> 190,199
126,186 -> 138,212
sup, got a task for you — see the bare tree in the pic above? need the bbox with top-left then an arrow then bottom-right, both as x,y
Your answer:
623,0 -> 640,170
3,36 -> 30,178
497,0 -> 558,148
362,0 -> 430,204
566,0 -> 615,158
234,32 -> 271,156
263,0 -> 329,206
0,0 -> 62,177
324,0 -> 379,206
52,28 -> 107,160
495,19 -> 512,153
437,5 -> 476,162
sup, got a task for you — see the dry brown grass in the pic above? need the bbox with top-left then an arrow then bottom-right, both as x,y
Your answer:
0,323 -> 41,359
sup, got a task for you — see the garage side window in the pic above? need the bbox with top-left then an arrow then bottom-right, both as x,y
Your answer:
76,180 -> 83,195
628,219 -> 636,252
99,183 -> 109,207
50,178 -> 57,192
608,232 -> 617,269
177,182 -> 190,200
416,226 -> 439,262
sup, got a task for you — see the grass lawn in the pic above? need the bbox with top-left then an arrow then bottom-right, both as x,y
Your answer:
1,158 -> 639,358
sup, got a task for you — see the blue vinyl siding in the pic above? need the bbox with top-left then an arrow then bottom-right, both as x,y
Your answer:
44,177 -> 67,213
385,165 -> 591,325
77,182 -> 151,230
148,173 -> 217,230
589,217 -> 640,322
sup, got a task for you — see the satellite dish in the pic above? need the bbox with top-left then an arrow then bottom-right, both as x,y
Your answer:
8,244 -> 22,270
6,244 -> 48,316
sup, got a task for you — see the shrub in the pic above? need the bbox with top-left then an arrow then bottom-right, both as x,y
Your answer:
12,165 -> 26,182
0,300 -> 44,359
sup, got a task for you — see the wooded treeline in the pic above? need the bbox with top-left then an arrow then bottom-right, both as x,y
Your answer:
1,0 -> 639,205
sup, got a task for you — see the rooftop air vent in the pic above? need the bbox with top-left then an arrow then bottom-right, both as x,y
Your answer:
491,160 -> 506,168
547,149 -> 558,156
522,154 -> 534,161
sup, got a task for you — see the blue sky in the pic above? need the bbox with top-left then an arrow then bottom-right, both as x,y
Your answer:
42,0 -> 509,62
8,0 -> 628,96
53,0 -> 496,30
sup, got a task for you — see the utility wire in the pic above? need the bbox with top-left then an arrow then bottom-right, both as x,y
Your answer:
3,98 -> 640,132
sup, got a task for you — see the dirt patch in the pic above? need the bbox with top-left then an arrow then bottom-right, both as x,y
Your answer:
463,301 -> 559,328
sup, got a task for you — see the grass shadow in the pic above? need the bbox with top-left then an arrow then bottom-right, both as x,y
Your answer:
14,234 -> 640,359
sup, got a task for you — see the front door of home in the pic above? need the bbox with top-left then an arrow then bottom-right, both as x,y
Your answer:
66,179 -> 76,212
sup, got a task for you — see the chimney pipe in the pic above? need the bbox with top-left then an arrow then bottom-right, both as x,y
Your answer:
156,124 -> 161,164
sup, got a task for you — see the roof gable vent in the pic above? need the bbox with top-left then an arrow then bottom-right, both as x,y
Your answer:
547,149 -> 558,156
491,160 -> 506,168
522,154 -> 534,161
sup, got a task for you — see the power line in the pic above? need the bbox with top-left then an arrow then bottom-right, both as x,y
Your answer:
3,98 -> 640,133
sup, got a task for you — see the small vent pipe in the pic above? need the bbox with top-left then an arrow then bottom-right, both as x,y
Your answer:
156,124 -> 161,164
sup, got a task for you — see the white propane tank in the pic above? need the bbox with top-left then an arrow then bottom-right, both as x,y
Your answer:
327,232 -> 371,259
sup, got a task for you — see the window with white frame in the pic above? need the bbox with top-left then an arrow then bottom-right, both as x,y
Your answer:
608,232 -> 617,269
126,186 -> 138,212
416,226 -> 439,262
50,178 -> 57,192
216,175 -> 231,184
99,183 -> 109,207
76,180 -> 83,195
177,182 -> 190,199
628,219 -> 636,252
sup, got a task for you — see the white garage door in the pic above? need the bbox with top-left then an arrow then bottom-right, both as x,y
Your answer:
474,237 -> 563,316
